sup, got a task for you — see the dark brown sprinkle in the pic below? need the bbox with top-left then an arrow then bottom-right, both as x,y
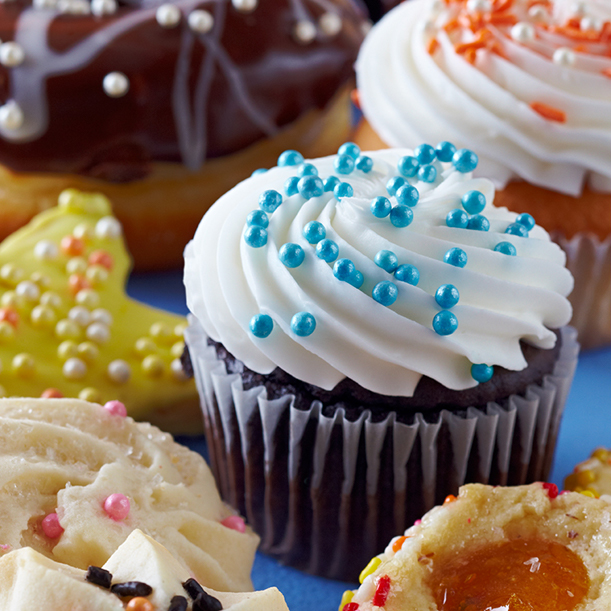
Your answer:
193,591 -> 223,611
183,578 -> 204,600
568,530 -> 579,539
168,596 -> 189,611
85,566 -> 112,589
110,581 -> 153,597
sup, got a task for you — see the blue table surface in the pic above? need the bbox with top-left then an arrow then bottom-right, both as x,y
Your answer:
128,269 -> 611,611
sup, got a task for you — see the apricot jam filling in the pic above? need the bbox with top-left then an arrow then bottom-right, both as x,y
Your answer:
427,538 -> 589,611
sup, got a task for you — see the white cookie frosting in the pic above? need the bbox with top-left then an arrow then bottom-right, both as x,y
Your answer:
184,147 -> 573,397
356,0 -> 611,196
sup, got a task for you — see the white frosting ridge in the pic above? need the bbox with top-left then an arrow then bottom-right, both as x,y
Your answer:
356,0 -> 611,196
184,148 -> 573,397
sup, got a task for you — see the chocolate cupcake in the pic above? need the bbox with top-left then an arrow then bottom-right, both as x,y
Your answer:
183,145 -> 578,580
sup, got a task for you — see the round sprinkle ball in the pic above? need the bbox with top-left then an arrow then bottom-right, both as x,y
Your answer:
505,222 -> 529,237
398,155 -> 419,177
246,210 -> 269,228
348,270 -> 364,289
303,220 -> 326,244
356,155 -> 373,173
103,493 -> 130,521
244,225 -> 268,248
471,363 -> 493,383
333,258 -> 355,281
395,184 -> 419,207
278,150 -> 304,167
372,281 -> 398,306
297,162 -> 318,178
104,400 -> 127,417
334,182 -> 354,200
461,190 -> 486,214
390,205 -> 413,228
315,239 -> 339,263
338,142 -> 361,159
251,168 -> 267,176
494,241 -> 517,256
516,213 -> 535,231
394,264 -> 419,285
323,176 -> 341,192
284,176 -> 299,196
435,284 -> 460,308
435,141 -> 457,162
298,176 -> 324,199
279,243 -> 305,268
374,250 -> 399,273
452,148 -> 478,173
433,310 -> 458,335
249,314 -> 273,338
291,312 -> 316,337
258,190 -> 283,213
371,196 -> 392,218
446,209 -> 469,229
41,513 -> 64,539
414,144 -> 436,165
467,214 -> 490,231
334,154 -> 355,175
222,515 -> 246,533
417,164 -> 437,183
386,176 -> 406,196
444,247 -> 467,268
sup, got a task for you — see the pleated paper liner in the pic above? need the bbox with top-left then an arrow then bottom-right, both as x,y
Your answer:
186,318 -> 579,582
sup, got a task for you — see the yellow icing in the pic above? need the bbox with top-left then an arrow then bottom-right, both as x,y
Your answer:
0,189 -> 197,421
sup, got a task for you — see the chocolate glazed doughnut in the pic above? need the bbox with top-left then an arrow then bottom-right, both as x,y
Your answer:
0,0 -> 367,269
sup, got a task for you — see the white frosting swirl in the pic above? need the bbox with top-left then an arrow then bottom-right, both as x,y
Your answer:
184,148 -> 573,397
356,0 -> 611,196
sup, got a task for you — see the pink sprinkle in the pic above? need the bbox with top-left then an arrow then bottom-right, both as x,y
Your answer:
0,544 -> 11,551
103,494 -> 130,521
104,400 -> 127,417
414,519 -> 422,526
221,515 -> 246,533
41,513 -> 64,539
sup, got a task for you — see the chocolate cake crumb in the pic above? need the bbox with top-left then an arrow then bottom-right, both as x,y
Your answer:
85,566 -> 112,589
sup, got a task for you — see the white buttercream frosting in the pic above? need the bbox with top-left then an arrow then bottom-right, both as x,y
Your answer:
356,0 -> 611,196
184,148 -> 573,397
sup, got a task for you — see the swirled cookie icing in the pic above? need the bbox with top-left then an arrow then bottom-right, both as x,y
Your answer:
184,145 -> 573,396
356,0 -> 611,196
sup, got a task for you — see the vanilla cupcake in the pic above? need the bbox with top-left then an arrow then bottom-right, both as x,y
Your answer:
565,447 -> 611,498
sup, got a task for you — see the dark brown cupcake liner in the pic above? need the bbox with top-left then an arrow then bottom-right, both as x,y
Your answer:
185,318 -> 579,581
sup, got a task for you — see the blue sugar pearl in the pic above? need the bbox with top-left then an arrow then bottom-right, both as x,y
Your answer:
435,141 -> 457,162
278,150 -> 304,167
505,222 -> 529,237
298,176 -> 324,199
371,196 -> 392,218
516,213 -> 535,231
333,258 -> 355,281
398,155 -> 419,178
452,148 -> 478,173
467,214 -> 490,231
390,205 -> 413,228
414,144 -> 436,165
291,312 -> 316,337
348,270 -> 364,289
323,176 -> 341,192
246,210 -> 269,228
259,190 -> 283,213
394,264 -> 419,285
249,314 -> 273,338
334,182 -> 354,200
461,190 -> 486,215
395,184 -> 419,207
372,281 -> 398,306
418,164 -> 437,183
316,239 -> 339,262
444,247 -> 467,268
334,154 -> 355,175
302,221 -> 326,244
251,168 -> 267,176
284,176 -> 299,196
374,249 -> 399,273
355,155 -> 373,173
244,225 -> 267,248
446,208 -> 469,229
433,310 -> 458,335
387,176 -> 406,196
297,163 -> 318,178
471,363 -> 493,383
494,241 -> 517,256
279,243 -> 305,268
435,283 -> 460,308
338,142 -> 361,160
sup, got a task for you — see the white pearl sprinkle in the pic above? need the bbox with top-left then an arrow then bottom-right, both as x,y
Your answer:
34,240 -> 59,261
57,0 -> 90,14
33,0 -> 58,8
86,321 -> 110,344
108,360 -> 131,384
528,5 -> 547,21
569,1 -> 586,18
231,0 -> 257,12
553,47 -> 576,67
319,12 -> 342,37
466,0 -> 491,12
188,9 -> 214,33
0,100 -> 24,131
91,308 -> 113,326
171,358 -> 189,382
293,20 -> 317,44
580,16 -> 602,32
16,281 -> 40,302
0,42 -> 25,68
63,357 -> 87,380
69,306 -> 91,328
103,72 -> 129,98
510,22 -> 535,43
156,3 -> 181,28
91,0 -> 117,16
95,216 -> 122,240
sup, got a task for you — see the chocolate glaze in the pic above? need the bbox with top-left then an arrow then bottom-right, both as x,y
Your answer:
0,0 -> 366,181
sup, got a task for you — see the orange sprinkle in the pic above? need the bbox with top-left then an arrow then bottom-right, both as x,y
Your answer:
492,0 -> 513,13
392,536 -> 408,553
126,598 -> 154,611
455,38 -> 488,54
549,25 -> 601,42
443,18 -> 460,33
444,494 -> 457,505
350,88 -> 361,110
566,17 -> 581,29
602,68 -> 611,78
465,48 -> 477,63
0,307 -> 19,328
41,388 -> 64,399
68,274 -> 91,295
88,250 -> 114,270
487,12 -> 518,25
60,235 -> 85,257
530,102 -> 566,123
428,37 -> 439,54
